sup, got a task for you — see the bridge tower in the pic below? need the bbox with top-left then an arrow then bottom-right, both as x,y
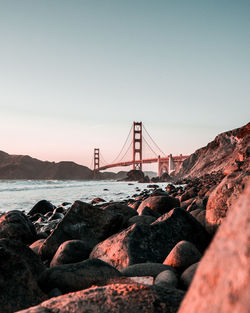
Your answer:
133,121 -> 142,170
94,148 -> 100,178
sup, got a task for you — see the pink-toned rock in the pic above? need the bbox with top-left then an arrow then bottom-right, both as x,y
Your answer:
206,171 -> 248,234
177,183 -> 250,313
163,240 -> 201,270
17,283 -> 185,313
137,195 -> 180,215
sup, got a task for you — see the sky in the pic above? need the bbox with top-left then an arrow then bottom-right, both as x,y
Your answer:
0,0 -> 249,172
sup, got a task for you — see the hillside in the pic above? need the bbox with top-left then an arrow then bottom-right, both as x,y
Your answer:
0,151 -> 93,179
175,122 -> 250,178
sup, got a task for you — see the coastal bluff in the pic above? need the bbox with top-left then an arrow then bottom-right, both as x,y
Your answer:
0,151 -> 93,180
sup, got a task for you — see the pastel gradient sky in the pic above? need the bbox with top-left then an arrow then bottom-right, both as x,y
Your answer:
0,0 -> 249,171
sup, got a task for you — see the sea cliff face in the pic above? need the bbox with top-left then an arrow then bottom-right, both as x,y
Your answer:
175,123 -> 250,178
0,151 -> 93,179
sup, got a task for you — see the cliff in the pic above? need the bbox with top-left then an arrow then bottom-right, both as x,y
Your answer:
175,122 -> 250,178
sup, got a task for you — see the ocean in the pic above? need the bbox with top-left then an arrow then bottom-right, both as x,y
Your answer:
0,180 -> 168,213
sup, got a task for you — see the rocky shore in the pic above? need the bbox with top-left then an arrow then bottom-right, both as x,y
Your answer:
0,122 -> 249,313
0,163 -> 249,312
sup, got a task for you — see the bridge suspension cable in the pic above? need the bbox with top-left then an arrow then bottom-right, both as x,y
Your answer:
142,135 -> 159,158
110,124 -> 133,164
119,140 -> 133,162
142,124 -> 167,157
100,152 -> 108,166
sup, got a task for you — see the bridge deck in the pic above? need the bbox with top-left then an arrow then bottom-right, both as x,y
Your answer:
98,155 -> 189,171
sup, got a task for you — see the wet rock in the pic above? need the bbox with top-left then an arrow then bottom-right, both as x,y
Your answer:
163,240 -> 201,271
50,240 -> 91,267
179,262 -> 199,290
28,200 -> 55,216
91,197 -> 106,204
17,283 -> 185,313
39,201 -> 124,261
0,239 -> 46,313
177,183 -> 250,313
0,210 -> 37,244
155,269 -> 178,288
124,169 -> 145,181
90,208 -> 210,270
137,195 -> 180,215
121,263 -> 175,278
39,258 -> 121,294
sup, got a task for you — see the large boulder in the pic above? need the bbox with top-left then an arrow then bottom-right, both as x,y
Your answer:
177,182 -> 250,313
137,196 -> 180,215
39,201 -> 124,260
206,171 -> 248,234
0,239 -> 46,313
50,240 -> 91,267
0,210 -> 37,244
39,258 -> 121,294
91,208 -> 210,270
17,283 -> 185,313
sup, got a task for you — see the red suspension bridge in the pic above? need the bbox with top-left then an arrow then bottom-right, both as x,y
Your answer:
92,122 -> 189,177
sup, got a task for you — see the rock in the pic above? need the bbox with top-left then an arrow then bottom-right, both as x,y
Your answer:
0,238 -> 46,279
29,239 -> 46,255
190,209 -> 206,227
28,200 -> 55,216
177,183 -> 250,313
128,215 -> 157,226
138,206 -> 161,218
121,263 -> 175,278
39,201 -> 124,260
159,172 -> 173,182
0,239 -> 46,313
17,283 -> 185,313
155,270 -> 178,288
206,171 -> 248,234
91,197 -> 106,204
48,212 -> 64,221
125,169 -> 145,181
103,203 -> 138,227
137,195 -> 180,215
50,240 -> 91,267
147,184 -> 159,189
90,208 -> 210,270
0,210 -> 37,244
179,262 -> 199,290
180,187 -> 198,202
163,240 -> 201,271
39,258 -> 122,294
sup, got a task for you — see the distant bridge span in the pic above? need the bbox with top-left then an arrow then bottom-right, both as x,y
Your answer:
93,122 -> 189,177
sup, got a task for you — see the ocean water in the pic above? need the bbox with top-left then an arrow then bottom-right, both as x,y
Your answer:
0,180 -> 168,213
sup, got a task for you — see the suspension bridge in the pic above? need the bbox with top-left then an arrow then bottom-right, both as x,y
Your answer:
92,122 -> 189,177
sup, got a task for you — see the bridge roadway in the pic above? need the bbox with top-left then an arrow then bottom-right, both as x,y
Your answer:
97,155 -> 189,171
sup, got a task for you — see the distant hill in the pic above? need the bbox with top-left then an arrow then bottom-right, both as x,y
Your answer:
175,122 -> 250,178
0,151 -> 93,179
